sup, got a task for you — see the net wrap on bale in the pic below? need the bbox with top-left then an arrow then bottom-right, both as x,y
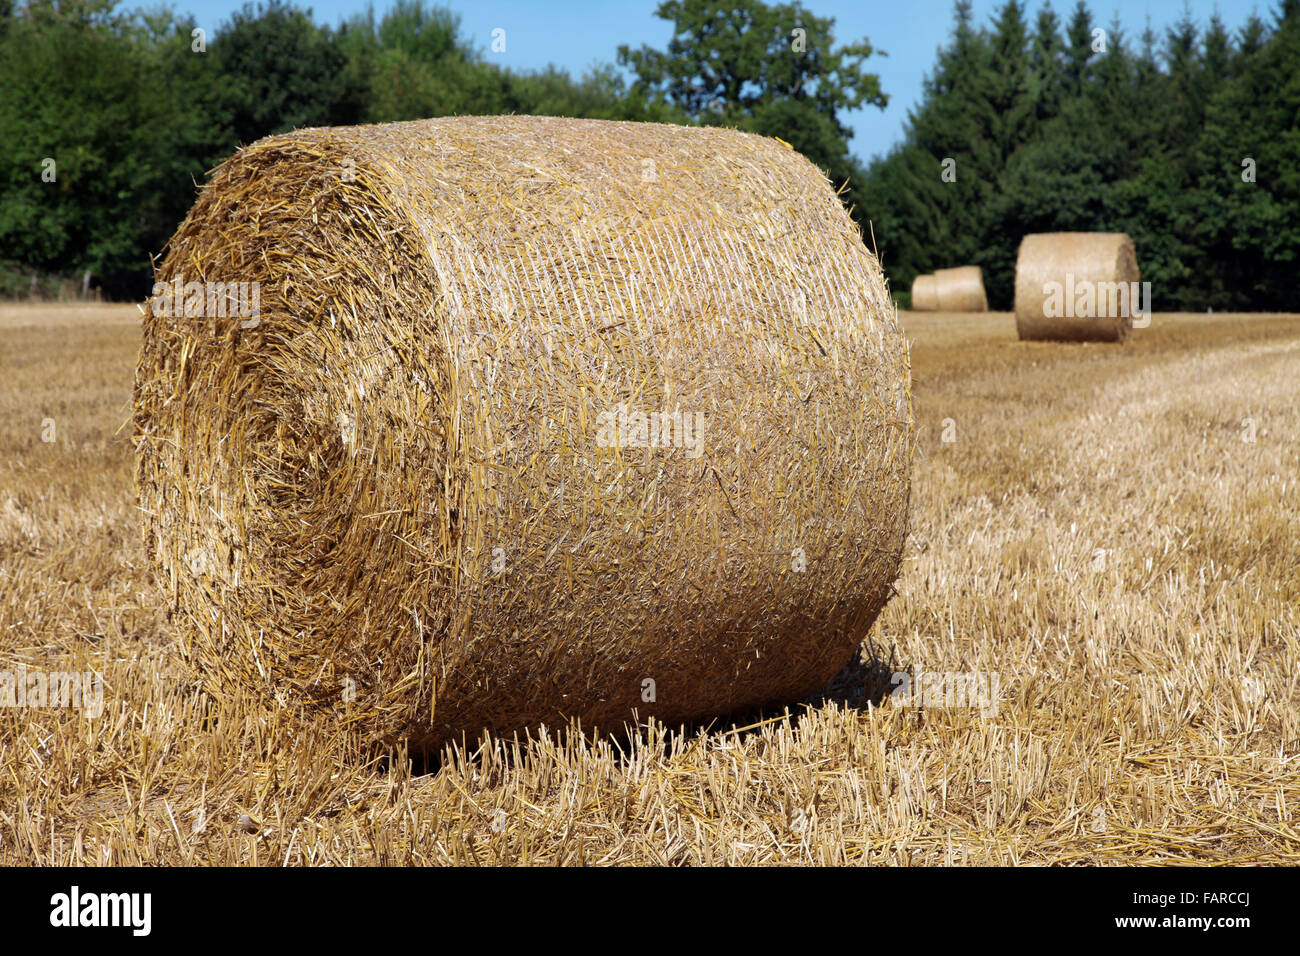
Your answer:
134,115 -> 915,752
933,266 -> 988,312
1015,232 -> 1141,342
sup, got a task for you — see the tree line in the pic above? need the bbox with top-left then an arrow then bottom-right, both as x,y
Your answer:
0,0 -> 675,298
866,0 -> 1300,311
1,0 -> 1296,309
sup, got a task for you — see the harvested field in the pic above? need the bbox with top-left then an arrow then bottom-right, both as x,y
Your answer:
2,303 -> 1298,865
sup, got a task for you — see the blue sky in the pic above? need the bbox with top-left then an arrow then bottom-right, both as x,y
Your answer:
157,0 -> 1274,164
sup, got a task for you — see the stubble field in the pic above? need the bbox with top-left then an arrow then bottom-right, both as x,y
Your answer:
1,302 -> 1297,865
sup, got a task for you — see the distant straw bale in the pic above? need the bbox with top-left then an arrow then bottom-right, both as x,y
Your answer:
933,266 -> 988,312
911,274 -> 939,311
1015,232 -> 1142,342
133,115 -> 915,753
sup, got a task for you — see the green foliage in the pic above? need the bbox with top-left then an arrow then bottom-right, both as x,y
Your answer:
1190,8 -> 1300,308
619,0 -> 885,128
338,1 -> 504,120
338,1 -> 675,124
0,5 -> 185,296
619,0 -> 887,216
0,0 -> 674,299
208,1 -> 364,144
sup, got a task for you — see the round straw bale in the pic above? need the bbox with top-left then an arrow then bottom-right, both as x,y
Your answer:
911,274 -> 939,311
133,115 -> 914,753
932,265 -> 988,312
1014,232 -> 1141,341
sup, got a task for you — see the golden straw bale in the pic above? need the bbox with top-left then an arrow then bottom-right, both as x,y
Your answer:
911,274 -> 939,311
1015,232 -> 1142,342
133,115 -> 915,752
933,265 -> 988,312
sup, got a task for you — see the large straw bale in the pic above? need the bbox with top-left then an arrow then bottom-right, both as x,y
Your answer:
911,274 -> 939,311
933,266 -> 988,312
133,115 -> 915,752
1015,232 -> 1141,342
